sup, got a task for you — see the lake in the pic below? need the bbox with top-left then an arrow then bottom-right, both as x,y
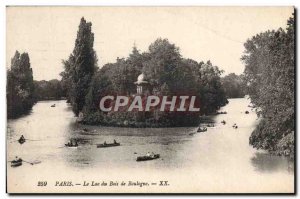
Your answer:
7,98 -> 294,193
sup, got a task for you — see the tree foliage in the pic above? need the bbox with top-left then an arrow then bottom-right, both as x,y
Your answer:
242,15 -> 294,157
61,17 -> 98,115
221,73 -> 245,98
7,51 -> 35,118
34,79 -> 65,100
83,38 -> 228,126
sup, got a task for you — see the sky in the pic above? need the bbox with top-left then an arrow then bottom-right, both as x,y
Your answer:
6,6 -> 294,81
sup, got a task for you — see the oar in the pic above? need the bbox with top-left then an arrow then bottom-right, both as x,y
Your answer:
10,138 -> 41,143
23,160 -> 41,165
25,139 -> 42,141
9,140 -> 20,143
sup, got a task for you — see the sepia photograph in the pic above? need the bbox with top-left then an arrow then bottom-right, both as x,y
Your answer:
6,6 -> 295,194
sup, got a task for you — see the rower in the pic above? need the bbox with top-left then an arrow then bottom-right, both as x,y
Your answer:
150,152 -> 155,158
113,139 -> 117,144
14,156 -> 22,162
18,135 -> 26,144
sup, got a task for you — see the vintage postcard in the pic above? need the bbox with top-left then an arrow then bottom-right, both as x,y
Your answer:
6,6 -> 295,194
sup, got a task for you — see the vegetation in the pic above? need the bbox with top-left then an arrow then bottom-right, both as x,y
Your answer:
80,38 -> 228,127
34,79 -> 65,101
242,15 -> 294,157
221,73 -> 245,98
7,17 -> 231,127
61,17 -> 98,116
7,51 -> 36,118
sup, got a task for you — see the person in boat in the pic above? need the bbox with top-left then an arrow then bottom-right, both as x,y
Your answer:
150,152 -> 155,158
18,135 -> 25,143
14,156 -> 22,162
69,139 -> 75,146
113,139 -> 117,144
104,141 -> 107,145
146,152 -> 151,157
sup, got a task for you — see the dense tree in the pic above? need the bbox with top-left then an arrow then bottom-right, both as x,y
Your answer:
7,51 -> 35,118
34,79 -> 65,100
82,38 -> 228,126
242,15 -> 294,157
221,73 -> 245,98
61,17 -> 98,115
193,61 -> 228,114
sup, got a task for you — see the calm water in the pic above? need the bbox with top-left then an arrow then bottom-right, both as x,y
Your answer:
7,98 -> 294,193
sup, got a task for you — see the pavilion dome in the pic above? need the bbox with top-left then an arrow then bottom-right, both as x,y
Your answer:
135,73 -> 148,84
137,73 -> 144,82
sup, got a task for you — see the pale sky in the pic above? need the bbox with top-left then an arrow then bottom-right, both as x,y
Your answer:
6,6 -> 293,80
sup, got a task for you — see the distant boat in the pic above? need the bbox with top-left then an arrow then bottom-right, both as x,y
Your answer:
11,158 -> 22,167
97,142 -> 120,148
18,138 -> 26,144
65,140 -> 78,148
136,154 -> 160,162
245,111 -> 249,114
217,111 -> 227,114
232,124 -> 238,129
18,135 -> 26,144
206,123 -> 215,127
51,104 -> 56,107
197,127 -> 207,133
65,144 -> 78,148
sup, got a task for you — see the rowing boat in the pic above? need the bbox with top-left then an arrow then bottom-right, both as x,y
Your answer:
11,159 -> 22,167
136,154 -> 160,161
97,142 -> 120,148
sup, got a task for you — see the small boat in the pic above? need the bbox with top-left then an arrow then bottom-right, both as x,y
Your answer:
217,111 -> 227,114
245,111 -> 249,114
232,124 -> 238,129
221,120 -> 226,125
11,158 -> 22,167
206,124 -> 215,127
65,140 -> 78,148
65,143 -> 78,148
51,104 -> 56,107
197,127 -> 207,133
97,142 -> 120,148
136,154 -> 160,162
18,138 -> 26,144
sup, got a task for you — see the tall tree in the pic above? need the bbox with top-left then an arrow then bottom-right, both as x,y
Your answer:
62,17 -> 98,116
7,51 -> 35,118
242,14 -> 294,156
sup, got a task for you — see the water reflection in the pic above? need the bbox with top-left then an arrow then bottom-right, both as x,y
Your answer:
7,98 -> 294,192
251,152 -> 294,174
